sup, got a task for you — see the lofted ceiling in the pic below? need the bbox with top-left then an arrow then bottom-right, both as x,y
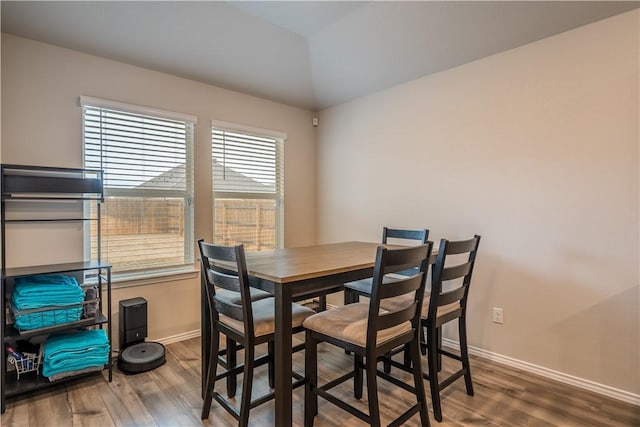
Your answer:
1,1 -> 638,111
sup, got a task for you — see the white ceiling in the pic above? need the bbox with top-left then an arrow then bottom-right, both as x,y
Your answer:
2,1 -> 638,111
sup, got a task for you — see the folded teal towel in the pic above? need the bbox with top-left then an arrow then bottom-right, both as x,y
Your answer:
43,329 -> 110,377
43,352 -> 109,377
12,275 -> 84,309
10,274 -> 85,330
45,329 -> 109,355
15,274 -> 78,287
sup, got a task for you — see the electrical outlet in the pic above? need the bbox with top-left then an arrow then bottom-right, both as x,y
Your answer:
492,307 -> 504,324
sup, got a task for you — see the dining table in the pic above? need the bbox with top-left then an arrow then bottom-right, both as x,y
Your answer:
200,240 -> 434,426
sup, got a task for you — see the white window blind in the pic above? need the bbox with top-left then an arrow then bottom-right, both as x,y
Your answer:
82,97 -> 195,276
211,124 -> 284,251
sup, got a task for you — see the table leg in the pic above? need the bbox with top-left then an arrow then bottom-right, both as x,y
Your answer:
274,285 -> 293,426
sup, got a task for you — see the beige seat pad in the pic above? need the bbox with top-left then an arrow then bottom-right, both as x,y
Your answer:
216,287 -> 272,304
303,303 -> 411,348
220,298 -> 315,337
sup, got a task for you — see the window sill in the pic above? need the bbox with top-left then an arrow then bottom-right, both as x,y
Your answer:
110,267 -> 199,289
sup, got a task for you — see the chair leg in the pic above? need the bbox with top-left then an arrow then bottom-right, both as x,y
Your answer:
318,295 -> 327,311
268,340 -> 275,389
304,331 -> 318,427
344,289 -> 353,306
420,323 -> 427,356
352,292 -> 360,304
383,351 -> 391,374
238,343 -> 255,427
365,354 -> 381,427
410,338 -> 431,427
436,327 -> 442,372
344,290 -> 358,355
354,354 -> 364,399
201,328 -> 220,419
384,341 -> 411,374
343,289 -> 360,305
403,342 -> 412,368
458,317 -> 474,396
426,326 -> 443,422
226,336 -> 237,398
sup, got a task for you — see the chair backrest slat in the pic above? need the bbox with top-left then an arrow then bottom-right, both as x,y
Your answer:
378,274 -> 424,300
438,286 -> 466,307
444,237 -> 478,255
441,261 -> 472,282
383,227 -> 429,244
378,303 -> 418,330
207,268 -> 242,293
200,243 -> 238,263
213,297 -> 244,320
367,243 -> 432,351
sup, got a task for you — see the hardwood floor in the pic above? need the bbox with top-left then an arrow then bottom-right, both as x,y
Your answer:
2,337 -> 638,426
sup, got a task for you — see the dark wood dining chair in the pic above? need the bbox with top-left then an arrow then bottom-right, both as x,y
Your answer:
198,239 -> 315,426
424,235 -> 480,421
343,227 -> 429,365
303,243 -> 433,427
382,235 -> 481,422
343,227 -> 430,306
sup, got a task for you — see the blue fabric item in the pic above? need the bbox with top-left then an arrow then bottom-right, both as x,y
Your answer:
10,274 -> 85,331
42,329 -> 110,377
12,275 -> 84,309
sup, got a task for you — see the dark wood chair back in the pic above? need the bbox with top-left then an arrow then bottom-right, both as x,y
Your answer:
382,227 -> 429,244
428,235 -> 481,327
367,243 -> 433,352
198,239 -> 256,338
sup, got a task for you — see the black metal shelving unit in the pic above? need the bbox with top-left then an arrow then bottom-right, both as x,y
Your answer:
0,164 -> 112,413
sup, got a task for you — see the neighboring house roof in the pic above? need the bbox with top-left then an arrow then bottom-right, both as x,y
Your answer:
213,160 -> 275,194
137,161 -> 273,193
136,165 -> 186,190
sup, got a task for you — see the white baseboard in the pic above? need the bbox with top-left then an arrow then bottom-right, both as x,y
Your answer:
442,338 -> 640,406
156,329 -> 201,346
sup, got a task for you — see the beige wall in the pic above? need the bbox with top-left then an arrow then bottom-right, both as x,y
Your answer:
1,34 -> 317,347
317,11 -> 639,395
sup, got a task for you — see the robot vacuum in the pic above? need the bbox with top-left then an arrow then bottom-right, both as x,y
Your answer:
118,341 -> 166,373
117,297 -> 166,374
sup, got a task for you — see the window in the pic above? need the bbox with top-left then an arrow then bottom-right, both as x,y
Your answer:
211,121 -> 285,251
82,96 -> 196,276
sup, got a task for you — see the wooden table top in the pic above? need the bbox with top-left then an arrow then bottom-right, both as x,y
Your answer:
244,241 -> 382,284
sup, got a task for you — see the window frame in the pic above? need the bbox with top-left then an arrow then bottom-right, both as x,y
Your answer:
211,120 -> 285,250
81,96 -> 197,280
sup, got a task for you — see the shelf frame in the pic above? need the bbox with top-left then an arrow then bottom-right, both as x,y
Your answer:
1,164 -> 111,414
3,311 -> 109,343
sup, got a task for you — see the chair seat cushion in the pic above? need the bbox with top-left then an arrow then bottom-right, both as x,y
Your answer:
220,298 -> 315,337
343,278 -> 373,294
216,287 -> 272,305
302,303 -> 411,348
380,292 -> 460,319
343,274 -> 404,296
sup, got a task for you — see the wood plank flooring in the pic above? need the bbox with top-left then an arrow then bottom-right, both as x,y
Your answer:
2,337 -> 638,426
